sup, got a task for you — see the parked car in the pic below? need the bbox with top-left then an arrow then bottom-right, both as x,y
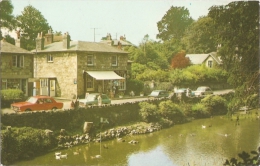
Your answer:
175,88 -> 187,94
148,90 -> 169,99
79,93 -> 111,107
193,86 -> 213,97
11,95 -> 63,112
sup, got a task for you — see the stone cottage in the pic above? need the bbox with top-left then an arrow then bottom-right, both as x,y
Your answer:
1,38 -> 34,96
186,52 -> 222,68
31,32 -> 129,99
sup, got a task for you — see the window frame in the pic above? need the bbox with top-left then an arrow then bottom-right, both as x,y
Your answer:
86,74 -> 94,91
47,54 -> 53,62
12,55 -> 24,67
87,55 -> 94,66
111,55 -> 118,66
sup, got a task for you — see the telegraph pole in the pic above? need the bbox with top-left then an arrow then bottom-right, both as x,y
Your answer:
91,28 -> 100,42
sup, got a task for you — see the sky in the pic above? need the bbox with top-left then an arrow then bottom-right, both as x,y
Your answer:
7,0 -> 235,46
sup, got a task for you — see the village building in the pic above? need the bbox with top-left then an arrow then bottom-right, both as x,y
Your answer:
32,31 -> 130,99
100,33 -> 134,50
186,52 -> 222,68
1,38 -> 34,96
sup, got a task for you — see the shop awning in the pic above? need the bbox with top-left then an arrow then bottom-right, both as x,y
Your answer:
86,71 -> 125,80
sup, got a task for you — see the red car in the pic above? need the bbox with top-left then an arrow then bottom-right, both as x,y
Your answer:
11,95 -> 63,112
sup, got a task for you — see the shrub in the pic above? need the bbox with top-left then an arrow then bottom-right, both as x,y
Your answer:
1,89 -> 24,100
1,127 -> 56,165
126,79 -> 144,95
158,100 -> 184,122
159,117 -> 173,127
201,95 -> 227,115
191,103 -> 210,118
139,102 -> 158,122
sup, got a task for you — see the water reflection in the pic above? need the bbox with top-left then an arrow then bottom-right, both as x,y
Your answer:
15,116 -> 260,166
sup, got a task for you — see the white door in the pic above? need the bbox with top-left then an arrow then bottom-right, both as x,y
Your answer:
40,79 -> 48,95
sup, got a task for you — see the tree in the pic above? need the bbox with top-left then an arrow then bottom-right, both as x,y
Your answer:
208,1 -> 259,110
157,6 -> 194,41
16,5 -> 51,50
0,0 -> 15,40
170,50 -> 190,69
0,0 -> 15,30
182,16 -> 216,53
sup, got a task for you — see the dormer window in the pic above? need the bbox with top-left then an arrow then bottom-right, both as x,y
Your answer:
47,54 -> 53,62
111,55 -> 118,66
87,55 -> 94,66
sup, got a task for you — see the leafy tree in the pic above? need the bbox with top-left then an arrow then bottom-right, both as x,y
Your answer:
169,65 -> 228,87
16,5 -> 51,50
0,0 -> 15,30
170,50 -> 190,69
157,6 -> 194,41
136,69 -> 169,82
182,16 -> 216,53
208,1 -> 259,110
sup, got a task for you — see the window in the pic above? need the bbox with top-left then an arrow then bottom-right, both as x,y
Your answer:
116,72 -> 125,90
1,79 -> 7,89
12,55 -> 24,67
111,55 -> 118,66
208,60 -> 213,68
87,55 -> 94,66
87,74 -> 94,90
47,54 -> 53,62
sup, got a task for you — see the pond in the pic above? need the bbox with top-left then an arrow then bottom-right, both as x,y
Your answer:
15,114 -> 260,166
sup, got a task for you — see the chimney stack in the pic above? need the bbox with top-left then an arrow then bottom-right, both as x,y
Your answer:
15,30 -> 21,47
63,32 -> 70,49
36,32 -> 44,50
44,29 -> 53,45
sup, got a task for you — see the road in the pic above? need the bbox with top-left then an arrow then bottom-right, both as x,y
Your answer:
1,89 -> 233,114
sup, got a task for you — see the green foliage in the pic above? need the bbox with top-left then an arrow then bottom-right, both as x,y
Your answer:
139,102 -> 158,122
1,127 -> 56,165
16,5 -> 51,50
1,89 -> 24,100
224,147 -> 260,165
158,100 -> 183,120
191,103 -> 210,117
136,69 -> 169,82
182,16 -> 216,53
157,6 -> 194,41
208,1 -> 259,111
0,0 -> 15,30
201,95 -> 227,115
126,79 -> 144,94
169,65 -> 228,87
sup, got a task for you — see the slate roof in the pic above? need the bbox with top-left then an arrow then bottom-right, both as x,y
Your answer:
186,52 -> 222,65
0,40 -> 32,54
32,40 -> 128,54
186,54 -> 209,65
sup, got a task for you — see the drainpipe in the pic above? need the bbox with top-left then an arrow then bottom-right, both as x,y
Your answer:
83,70 -> 86,94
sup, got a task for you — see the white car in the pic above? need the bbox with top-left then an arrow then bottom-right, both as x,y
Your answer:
193,86 -> 213,97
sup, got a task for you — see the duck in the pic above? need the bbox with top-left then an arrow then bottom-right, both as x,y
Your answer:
55,152 -> 61,156
91,155 -> 101,159
60,153 -> 68,159
55,155 -> 61,160
73,151 -> 79,155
